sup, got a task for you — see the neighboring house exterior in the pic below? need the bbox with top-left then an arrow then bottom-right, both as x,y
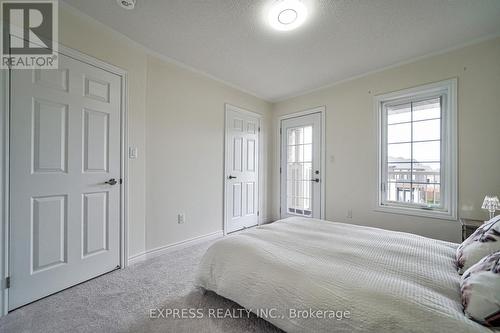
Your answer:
388,158 -> 441,206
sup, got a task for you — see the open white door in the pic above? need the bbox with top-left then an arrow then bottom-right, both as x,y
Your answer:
224,105 -> 260,233
280,112 -> 323,219
9,52 -> 122,309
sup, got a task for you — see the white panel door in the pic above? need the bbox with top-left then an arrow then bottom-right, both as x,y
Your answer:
225,106 -> 259,233
281,112 -> 322,219
9,52 -> 122,309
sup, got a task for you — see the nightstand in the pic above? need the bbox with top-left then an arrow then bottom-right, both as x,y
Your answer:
460,218 -> 485,241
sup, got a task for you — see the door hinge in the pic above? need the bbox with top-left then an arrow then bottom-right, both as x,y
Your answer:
279,207 -> 282,214
280,167 -> 282,174
280,127 -> 282,135
120,178 -> 123,184
5,276 -> 10,289
258,127 -> 261,132
257,211 -> 260,216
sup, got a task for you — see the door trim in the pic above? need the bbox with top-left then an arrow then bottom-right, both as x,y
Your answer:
1,64 -> 10,316
223,104 -> 263,236
0,43 -> 129,315
278,106 -> 326,220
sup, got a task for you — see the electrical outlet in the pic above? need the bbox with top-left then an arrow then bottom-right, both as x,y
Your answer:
177,213 -> 185,224
347,209 -> 353,219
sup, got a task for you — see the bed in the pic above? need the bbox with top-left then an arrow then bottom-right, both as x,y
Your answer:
196,217 -> 493,333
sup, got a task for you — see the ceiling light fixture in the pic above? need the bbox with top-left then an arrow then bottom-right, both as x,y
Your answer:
268,0 -> 308,31
117,0 -> 136,10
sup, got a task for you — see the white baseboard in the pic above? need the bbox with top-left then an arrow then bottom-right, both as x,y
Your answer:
127,230 -> 223,265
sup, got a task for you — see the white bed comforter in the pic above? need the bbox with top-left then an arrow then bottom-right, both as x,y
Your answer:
196,217 -> 493,333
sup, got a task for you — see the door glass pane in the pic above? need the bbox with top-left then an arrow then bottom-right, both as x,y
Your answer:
297,145 -> 304,162
288,127 -> 303,144
287,196 -> 295,214
287,146 -> 296,162
303,162 -> 312,181
303,144 -> 312,162
286,126 -> 313,217
303,126 -> 312,144
286,180 -> 295,196
303,197 -> 312,216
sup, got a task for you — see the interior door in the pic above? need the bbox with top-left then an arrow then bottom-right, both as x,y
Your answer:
9,52 -> 122,309
225,105 -> 260,233
281,112 -> 322,219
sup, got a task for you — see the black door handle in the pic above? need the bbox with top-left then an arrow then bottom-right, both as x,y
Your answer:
105,178 -> 118,185
228,175 -> 237,179
310,178 -> 320,183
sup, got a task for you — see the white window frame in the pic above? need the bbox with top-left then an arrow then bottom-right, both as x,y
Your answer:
375,79 -> 457,220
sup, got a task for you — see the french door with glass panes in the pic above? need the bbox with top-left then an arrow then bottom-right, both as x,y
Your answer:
280,112 -> 322,219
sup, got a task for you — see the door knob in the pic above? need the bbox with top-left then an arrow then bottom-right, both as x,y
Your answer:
104,178 -> 118,185
228,175 -> 237,179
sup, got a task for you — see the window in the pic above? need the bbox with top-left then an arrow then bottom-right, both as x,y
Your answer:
376,79 -> 457,220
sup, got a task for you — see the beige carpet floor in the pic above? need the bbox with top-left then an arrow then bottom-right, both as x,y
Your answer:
0,238 -> 283,333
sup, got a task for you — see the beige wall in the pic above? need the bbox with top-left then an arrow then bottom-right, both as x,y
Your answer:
59,5 -> 148,257
58,5 -> 273,256
272,37 -> 500,243
1,5 -> 272,313
1,0 -> 495,318
16,5 -> 499,261
145,55 -> 272,251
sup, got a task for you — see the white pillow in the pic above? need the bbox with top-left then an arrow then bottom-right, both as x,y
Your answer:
456,215 -> 500,274
460,251 -> 500,327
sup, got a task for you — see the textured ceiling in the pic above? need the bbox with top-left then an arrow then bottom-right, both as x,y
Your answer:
62,0 -> 500,101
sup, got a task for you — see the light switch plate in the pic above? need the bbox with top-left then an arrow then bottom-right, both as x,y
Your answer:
129,147 -> 138,159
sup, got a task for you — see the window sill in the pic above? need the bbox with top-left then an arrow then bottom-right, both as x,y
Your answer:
375,204 -> 457,221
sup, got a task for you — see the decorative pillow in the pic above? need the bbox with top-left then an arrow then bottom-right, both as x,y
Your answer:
460,251 -> 500,327
456,215 -> 500,274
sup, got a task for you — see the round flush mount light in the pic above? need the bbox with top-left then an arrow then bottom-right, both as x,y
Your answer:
278,9 -> 298,24
117,0 -> 136,10
268,0 -> 308,31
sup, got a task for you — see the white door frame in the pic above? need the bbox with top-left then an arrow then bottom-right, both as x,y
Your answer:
278,106 -> 326,220
223,104 -> 263,235
0,44 -> 129,316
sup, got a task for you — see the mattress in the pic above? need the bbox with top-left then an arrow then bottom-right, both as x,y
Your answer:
196,217 -> 493,333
